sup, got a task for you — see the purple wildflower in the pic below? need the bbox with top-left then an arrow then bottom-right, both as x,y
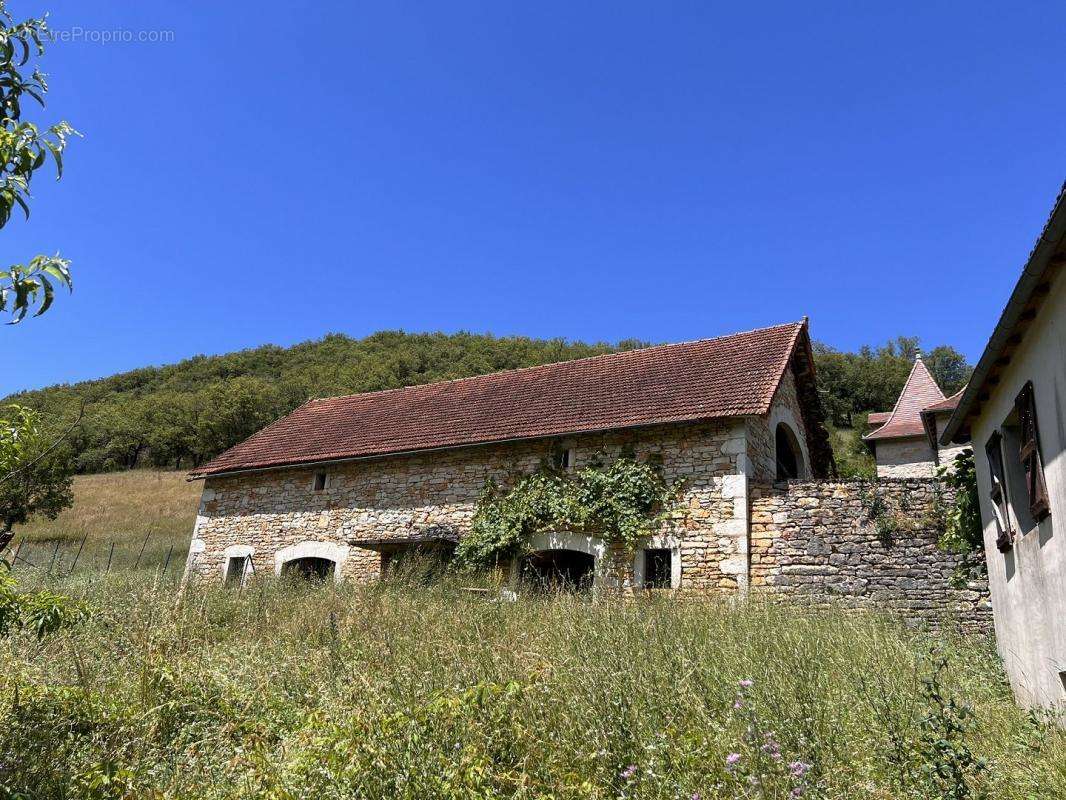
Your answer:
739,679 -> 754,688
725,752 -> 742,771
789,761 -> 811,778
620,764 -> 638,780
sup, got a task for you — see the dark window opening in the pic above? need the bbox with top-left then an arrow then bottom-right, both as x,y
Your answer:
1014,382 -> 1050,523
225,555 -> 249,586
553,448 -> 572,471
521,549 -> 593,593
1002,420 -> 1038,536
281,556 -> 335,583
775,423 -> 802,482
985,432 -> 1014,552
312,472 -> 327,492
644,548 -> 672,589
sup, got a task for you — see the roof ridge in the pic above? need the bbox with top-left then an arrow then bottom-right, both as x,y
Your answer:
307,321 -> 806,406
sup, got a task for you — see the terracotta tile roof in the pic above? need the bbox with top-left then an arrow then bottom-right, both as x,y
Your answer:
863,357 -> 946,441
866,411 -> 891,426
191,321 -> 808,478
922,387 -> 964,415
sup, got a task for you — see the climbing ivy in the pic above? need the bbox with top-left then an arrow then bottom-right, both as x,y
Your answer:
454,454 -> 683,570
937,449 -> 983,555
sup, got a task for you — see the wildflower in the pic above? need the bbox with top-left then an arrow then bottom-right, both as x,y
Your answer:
691,794 -> 701,800
733,697 -> 744,710
791,787 -> 805,798
725,753 -> 741,771
620,764 -> 638,780
739,679 -> 753,688
789,761 -> 811,778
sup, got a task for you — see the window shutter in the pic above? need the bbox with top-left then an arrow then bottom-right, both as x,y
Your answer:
985,432 -> 1014,552
1014,382 -> 1051,522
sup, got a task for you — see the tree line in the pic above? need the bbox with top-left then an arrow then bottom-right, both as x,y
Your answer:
4,330 -> 971,475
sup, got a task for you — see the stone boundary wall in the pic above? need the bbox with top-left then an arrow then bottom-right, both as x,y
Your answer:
750,478 -> 992,633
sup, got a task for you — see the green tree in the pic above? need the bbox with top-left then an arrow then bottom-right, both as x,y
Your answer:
194,376 -> 284,458
814,337 -> 971,427
925,345 -> 970,396
0,1 -> 75,321
0,404 -> 72,536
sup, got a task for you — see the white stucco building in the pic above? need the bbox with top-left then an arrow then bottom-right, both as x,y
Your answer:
942,182 -> 1066,712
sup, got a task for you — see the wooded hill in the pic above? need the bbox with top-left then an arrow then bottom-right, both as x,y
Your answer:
4,330 -> 969,476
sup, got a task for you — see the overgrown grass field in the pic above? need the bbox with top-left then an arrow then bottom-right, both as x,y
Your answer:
11,470 -> 199,574
1,571 -> 1063,799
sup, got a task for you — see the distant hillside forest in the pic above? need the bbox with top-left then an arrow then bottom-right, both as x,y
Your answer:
5,331 -> 970,477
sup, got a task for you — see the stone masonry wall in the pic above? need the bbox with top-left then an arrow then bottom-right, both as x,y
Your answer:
187,419 -> 751,591
750,478 -> 992,632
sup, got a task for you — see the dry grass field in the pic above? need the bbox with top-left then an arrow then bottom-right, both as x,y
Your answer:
11,470 -> 200,573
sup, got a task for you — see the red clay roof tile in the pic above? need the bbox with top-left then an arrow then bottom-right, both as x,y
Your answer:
922,388 -> 964,414
191,321 -> 807,477
864,357 -> 946,441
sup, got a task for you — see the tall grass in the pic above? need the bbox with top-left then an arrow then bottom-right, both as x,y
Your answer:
11,470 -> 199,574
1,571 -> 1063,799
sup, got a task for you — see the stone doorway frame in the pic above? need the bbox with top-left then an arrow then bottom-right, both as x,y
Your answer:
510,531 -> 610,592
274,540 -> 350,584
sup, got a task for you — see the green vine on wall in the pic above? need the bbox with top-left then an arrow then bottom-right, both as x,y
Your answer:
936,449 -> 983,555
454,453 -> 684,570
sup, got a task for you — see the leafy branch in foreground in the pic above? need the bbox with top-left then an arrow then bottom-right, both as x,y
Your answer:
0,1 -> 76,321
455,453 -> 682,570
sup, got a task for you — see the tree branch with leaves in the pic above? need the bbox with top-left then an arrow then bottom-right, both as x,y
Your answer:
0,0 -> 76,322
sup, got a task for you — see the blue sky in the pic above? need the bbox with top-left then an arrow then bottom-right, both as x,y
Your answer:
6,1 -> 1066,395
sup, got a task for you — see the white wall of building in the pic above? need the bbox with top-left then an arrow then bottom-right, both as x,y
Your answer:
970,267 -> 1066,710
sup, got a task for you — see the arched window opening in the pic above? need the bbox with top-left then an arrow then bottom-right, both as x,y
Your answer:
281,556 -> 336,583
521,549 -> 594,593
775,423 -> 804,482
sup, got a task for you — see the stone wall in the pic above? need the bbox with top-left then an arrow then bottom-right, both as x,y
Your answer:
750,478 -> 992,632
747,369 -> 811,484
187,419 -> 752,591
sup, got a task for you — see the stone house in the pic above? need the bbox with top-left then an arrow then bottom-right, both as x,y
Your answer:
942,183 -> 1066,712
863,355 -> 966,478
185,321 -> 835,592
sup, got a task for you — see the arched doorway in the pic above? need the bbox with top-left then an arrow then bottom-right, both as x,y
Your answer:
775,422 -> 805,482
521,549 -> 595,592
281,556 -> 335,582
516,531 -> 607,593
274,541 -> 348,584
